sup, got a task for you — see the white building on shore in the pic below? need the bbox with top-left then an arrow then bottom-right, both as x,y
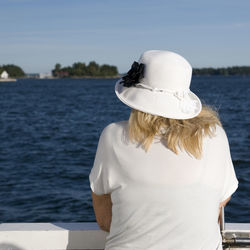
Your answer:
39,72 -> 52,79
0,70 -> 9,79
0,70 -> 17,82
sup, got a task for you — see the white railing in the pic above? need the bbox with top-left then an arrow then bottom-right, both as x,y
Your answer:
0,222 -> 250,250
0,222 -> 107,250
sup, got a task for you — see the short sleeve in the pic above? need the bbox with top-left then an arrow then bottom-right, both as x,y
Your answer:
219,128 -> 239,202
89,125 -> 113,195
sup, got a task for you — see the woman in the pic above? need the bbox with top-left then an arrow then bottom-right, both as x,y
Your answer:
89,50 -> 238,250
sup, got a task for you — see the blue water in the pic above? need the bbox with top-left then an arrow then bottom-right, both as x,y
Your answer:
0,76 -> 249,223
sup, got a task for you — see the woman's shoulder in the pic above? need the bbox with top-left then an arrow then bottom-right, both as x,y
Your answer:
214,124 -> 229,141
100,121 -> 128,141
102,120 -> 128,133
204,124 -> 230,150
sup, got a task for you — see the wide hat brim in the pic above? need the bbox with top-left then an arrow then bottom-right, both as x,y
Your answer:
115,79 -> 202,119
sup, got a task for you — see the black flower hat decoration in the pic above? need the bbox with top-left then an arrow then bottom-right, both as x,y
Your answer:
120,61 -> 145,87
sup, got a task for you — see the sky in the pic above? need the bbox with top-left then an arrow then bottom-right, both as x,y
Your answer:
0,0 -> 250,73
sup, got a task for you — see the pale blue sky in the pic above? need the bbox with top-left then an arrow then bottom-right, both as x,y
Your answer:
0,0 -> 249,73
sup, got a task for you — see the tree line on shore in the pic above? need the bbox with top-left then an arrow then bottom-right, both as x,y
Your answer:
52,61 -> 119,77
2,63 -> 250,78
192,66 -> 250,76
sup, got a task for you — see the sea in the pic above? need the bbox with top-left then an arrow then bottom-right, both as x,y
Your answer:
0,76 -> 249,223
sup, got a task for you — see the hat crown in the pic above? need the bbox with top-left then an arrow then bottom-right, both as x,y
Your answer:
138,50 -> 192,91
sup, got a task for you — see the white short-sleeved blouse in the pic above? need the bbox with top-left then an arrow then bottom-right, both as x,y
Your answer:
89,121 -> 238,250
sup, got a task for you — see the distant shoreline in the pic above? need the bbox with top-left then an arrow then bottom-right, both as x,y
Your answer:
0,78 -> 17,82
22,75 -> 121,79
65,75 -> 121,79
2,63 -> 250,78
192,66 -> 250,76
12,74 -> 250,80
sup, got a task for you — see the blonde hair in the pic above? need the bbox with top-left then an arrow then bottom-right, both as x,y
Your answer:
128,105 -> 222,159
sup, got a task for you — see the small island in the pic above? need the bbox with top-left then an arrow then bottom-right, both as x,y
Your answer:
0,64 -> 25,81
52,61 -> 119,78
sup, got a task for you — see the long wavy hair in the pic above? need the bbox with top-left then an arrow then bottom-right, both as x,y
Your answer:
128,105 -> 222,159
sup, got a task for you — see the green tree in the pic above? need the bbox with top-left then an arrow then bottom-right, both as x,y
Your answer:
55,63 -> 61,71
72,62 -> 87,76
87,61 -> 100,76
100,64 -> 118,76
52,63 -> 62,77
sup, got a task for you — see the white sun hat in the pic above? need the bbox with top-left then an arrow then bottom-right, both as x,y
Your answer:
115,50 -> 202,119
